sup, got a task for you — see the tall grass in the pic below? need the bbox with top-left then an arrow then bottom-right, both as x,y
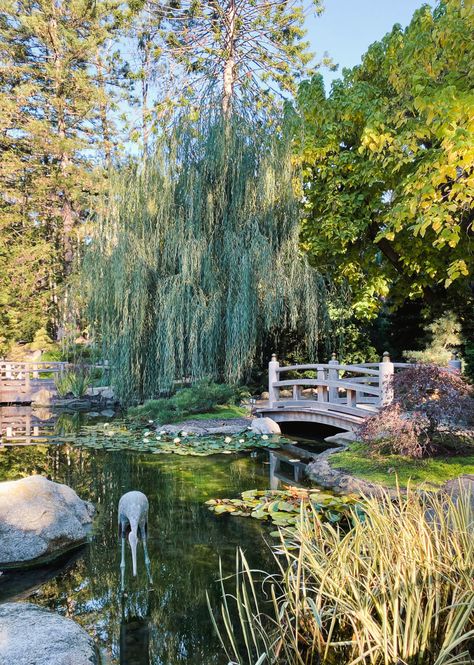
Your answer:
211,487 -> 473,665
55,367 -> 92,398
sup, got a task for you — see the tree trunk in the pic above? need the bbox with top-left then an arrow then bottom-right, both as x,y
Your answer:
50,4 -> 76,276
96,53 -> 112,169
222,0 -> 237,118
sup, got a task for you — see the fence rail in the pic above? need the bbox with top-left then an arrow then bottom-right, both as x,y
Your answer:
0,360 -> 109,404
268,352 -> 399,418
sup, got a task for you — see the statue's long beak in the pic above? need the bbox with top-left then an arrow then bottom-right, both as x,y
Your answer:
129,530 -> 138,576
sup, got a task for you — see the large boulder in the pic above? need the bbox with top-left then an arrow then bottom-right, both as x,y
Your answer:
251,417 -> 281,435
0,602 -> 98,664
0,475 -> 94,569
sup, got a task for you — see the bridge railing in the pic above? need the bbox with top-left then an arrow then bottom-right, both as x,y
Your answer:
268,352 -> 400,416
0,360 -> 110,395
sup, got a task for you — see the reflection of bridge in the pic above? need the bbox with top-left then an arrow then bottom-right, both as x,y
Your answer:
257,353 -> 407,432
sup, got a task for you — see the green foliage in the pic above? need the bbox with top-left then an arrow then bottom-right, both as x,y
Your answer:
213,488 -> 474,664
158,0 -> 320,116
404,312 -> 462,365
86,115 -> 330,403
0,0 -> 128,346
290,0 -> 474,318
331,442 -> 474,488
54,367 -> 92,398
206,487 -> 359,534
128,380 -> 249,423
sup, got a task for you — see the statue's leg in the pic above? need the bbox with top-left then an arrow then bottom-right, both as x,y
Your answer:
140,522 -> 153,585
120,520 -> 126,592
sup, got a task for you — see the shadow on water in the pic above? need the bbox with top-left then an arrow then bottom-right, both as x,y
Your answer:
0,407 -> 332,664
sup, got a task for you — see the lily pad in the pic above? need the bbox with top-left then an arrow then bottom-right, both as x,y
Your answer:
64,419 -> 289,456
205,487 -> 361,534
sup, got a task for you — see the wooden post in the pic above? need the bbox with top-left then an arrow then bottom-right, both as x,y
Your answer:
346,389 -> 357,407
328,353 -> 339,403
268,353 -> 280,407
448,352 -> 462,373
379,352 -> 394,406
24,364 -> 30,394
292,384 -> 300,401
317,365 -> 326,402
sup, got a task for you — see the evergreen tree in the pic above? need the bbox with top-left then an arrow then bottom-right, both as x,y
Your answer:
126,0 -> 321,125
0,0 -> 126,346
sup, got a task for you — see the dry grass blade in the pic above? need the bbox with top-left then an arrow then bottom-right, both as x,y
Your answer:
212,485 -> 474,665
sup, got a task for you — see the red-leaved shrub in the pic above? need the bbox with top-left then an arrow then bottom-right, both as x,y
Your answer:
359,365 -> 474,458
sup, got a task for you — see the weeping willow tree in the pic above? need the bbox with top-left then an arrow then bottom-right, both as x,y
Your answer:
86,115 -> 330,403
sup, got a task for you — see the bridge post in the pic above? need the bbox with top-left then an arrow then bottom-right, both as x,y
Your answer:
268,354 -> 280,406
328,353 -> 339,403
379,352 -> 394,406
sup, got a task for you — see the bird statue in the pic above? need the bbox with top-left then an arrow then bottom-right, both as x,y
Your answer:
118,491 -> 152,590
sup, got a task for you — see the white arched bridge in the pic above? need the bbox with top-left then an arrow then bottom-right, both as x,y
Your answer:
256,353 -> 402,432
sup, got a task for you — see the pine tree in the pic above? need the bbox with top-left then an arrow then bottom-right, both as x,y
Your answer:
126,0 -> 321,126
0,0 -> 126,346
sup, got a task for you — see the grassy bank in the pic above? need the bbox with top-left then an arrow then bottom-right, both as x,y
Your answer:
330,442 -> 474,488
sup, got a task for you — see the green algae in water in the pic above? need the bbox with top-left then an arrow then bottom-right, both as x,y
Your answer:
0,443 -> 277,664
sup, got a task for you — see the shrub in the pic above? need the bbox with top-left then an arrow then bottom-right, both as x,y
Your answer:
360,365 -> 474,458
212,487 -> 474,665
358,403 -> 432,458
128,379 -> 250,423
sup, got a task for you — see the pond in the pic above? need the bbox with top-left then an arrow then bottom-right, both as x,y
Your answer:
0,408 -> 331,664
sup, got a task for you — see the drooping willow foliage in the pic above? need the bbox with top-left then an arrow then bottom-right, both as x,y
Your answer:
86,115 -> 331,403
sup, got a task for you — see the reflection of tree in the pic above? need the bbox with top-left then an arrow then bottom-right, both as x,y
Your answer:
0,445 -> 274,664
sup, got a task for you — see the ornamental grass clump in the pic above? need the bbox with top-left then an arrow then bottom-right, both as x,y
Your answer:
212,487 -> 474,665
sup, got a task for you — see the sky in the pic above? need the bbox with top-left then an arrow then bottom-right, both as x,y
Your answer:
307,0 -> 432,91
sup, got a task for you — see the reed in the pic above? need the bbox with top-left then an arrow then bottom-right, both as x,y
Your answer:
212,486 -> 474,665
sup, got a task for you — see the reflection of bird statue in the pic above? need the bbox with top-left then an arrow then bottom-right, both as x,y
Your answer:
120,592 -> 150,665
118,491 -> 153,590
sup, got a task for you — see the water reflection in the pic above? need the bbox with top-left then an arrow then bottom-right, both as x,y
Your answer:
0,407 -> 330,664
0,440 -> 275,664
120,594 -> 150,665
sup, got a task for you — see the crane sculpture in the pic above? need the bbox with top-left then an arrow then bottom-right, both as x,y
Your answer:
118,491 -> 153,590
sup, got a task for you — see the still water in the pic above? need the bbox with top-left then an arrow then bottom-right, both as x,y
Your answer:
0,409 -> 324,664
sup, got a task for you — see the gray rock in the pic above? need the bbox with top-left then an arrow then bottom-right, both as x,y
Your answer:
158,418 -> 251,437
251,417 -> 281,435
0,602 -> 98,665
324,431 -> 357,446
306,447 -> 397,498
100,409 -> 115,417
87,411 -> 101,418
0,476 -> 94,569
442,474 -> 474,510
32,387 -> 54,406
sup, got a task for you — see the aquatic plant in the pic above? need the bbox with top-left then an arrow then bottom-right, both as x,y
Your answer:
206,487 -> 358,535
212,486 -> 474,665
85,115 -> 330,403
61,421 -> 286,456
54,367 -> 92,398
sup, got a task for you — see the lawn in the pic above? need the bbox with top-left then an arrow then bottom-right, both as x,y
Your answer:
330,443 -> 474,488
182,404 -> 249,421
